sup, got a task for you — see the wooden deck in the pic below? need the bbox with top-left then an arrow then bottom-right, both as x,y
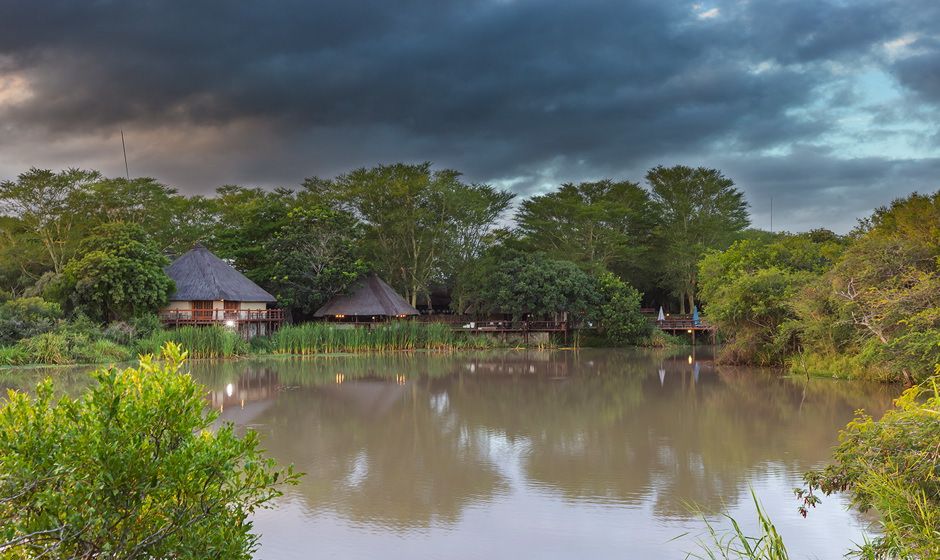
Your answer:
649,316 -> 716,343
159,308 -> 285,329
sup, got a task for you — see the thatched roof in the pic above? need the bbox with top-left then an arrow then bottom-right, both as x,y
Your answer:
166,244 -> 276,303
314,275 -> 419,317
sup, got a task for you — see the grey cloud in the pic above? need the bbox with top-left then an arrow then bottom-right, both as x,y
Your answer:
0,0 -> 938,231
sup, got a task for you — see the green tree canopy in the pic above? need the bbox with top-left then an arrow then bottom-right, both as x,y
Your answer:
305,163 -> 513,307
799,191 -> 940,382
698,231 -> 847,364
0,343 -> 297,559
56,222 -> 174,322
646,165 -> 750,313
799,367 -> 940,558
457,248 -> 598,319
515,179 -> 656,285
265,205 -> 368,316
0,168 -> 102,274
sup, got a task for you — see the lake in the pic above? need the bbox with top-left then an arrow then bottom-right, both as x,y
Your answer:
184,348 -> 896,559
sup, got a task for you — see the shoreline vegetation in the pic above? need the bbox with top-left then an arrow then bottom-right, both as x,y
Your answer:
0,322 -> 690,368
0,163 -> 935,382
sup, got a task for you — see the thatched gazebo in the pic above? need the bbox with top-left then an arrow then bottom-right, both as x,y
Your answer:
160,243 -> 283,336
314,274 -> 419,322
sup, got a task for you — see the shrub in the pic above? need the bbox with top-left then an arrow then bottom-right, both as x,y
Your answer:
15,331 -> 74,365
797,361 -> 940,558
72,338 -> 133,364
102,320 -> 137,346
0,346 -> 26,366
0,342 -> 298,558
592,272 -> 650,346
0,297 -> 62,346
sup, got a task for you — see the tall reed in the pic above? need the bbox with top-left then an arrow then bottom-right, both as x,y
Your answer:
135,326 -> 245,359
271,322 -> 495,354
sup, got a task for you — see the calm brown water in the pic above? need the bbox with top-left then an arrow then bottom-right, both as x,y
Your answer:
184,348 -> 896,559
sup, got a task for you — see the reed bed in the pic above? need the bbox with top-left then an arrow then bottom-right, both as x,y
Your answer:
271,322 -> 495,354
136,326 -> 246,359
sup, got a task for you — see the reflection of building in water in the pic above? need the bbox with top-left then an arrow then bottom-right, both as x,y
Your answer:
316,381 -> 410,418
461,351 -> 572,378
206,367 -> 280,409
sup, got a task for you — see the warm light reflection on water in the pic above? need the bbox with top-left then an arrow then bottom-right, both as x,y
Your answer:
185,348 -> 895,559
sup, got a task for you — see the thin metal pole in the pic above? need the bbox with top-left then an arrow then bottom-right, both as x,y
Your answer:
770,196 -> 773,233
121,130 -> 130,179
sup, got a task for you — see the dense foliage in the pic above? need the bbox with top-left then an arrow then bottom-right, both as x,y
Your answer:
797,365 -> 940,559
2,162 -> 935,378
515,180 -> 656,284
306,162 -> 515,308
647,166 -> 750,314
0,296 -> 61,346
54,222 -> 175,322
457,248 -> 598,320
698,230 -> 846,365
699,192 -> 939,382
0,343 -> 298,559
592,272 -> 651,345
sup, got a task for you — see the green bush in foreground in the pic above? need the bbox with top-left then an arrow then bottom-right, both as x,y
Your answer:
689,362 -> 940,560
0,342 -> 298,559
797,362 -> 940,559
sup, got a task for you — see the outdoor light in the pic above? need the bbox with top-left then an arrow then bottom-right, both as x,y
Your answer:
225,319 -> 236,328
335,314 -> 345,319
688,355 -> 693,364
687,329 -> 692,333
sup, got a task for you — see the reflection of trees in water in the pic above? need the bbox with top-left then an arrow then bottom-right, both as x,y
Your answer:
187,349 -> 896,527
443,350 -> 896,517
0,364 -> 100,395
256,382 -> 507,529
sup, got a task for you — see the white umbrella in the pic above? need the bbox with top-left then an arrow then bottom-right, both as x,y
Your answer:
657,306 -> 665,322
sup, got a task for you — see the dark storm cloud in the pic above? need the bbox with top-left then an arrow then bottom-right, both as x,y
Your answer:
1,0 -> 939,230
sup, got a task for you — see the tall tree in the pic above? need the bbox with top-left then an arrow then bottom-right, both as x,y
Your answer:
0,168 -> 101,273
211,186 -> 293,287
56,222 -> 174,321
71,177 -> 212,254
265,205 -> 367,316
646,165 -> 749,313
305,163 -> 512,307
515,179 -> 655,283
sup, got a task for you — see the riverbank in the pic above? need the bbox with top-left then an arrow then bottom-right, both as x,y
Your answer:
0,321 -> 693,369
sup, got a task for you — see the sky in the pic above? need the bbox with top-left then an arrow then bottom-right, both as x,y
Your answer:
1,0 -> 939,233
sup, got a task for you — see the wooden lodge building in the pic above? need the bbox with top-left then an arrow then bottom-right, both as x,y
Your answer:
314,274 -> 419,323
159,244 -> 284,336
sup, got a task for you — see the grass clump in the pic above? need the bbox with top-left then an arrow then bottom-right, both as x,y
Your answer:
686,490 -> 789,560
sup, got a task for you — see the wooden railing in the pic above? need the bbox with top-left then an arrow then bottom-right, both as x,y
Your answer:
650,317 -> 714,331
159,308 -> 285,326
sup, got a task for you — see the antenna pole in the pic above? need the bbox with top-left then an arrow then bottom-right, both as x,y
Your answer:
121,130 -> 130,179
770,196 -> 774,233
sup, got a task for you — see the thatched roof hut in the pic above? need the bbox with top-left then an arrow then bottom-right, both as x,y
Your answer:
165,243 -> 275,303
314,274 -> 419,318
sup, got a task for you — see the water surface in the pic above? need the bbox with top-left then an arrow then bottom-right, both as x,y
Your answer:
189,348 -> 895,559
